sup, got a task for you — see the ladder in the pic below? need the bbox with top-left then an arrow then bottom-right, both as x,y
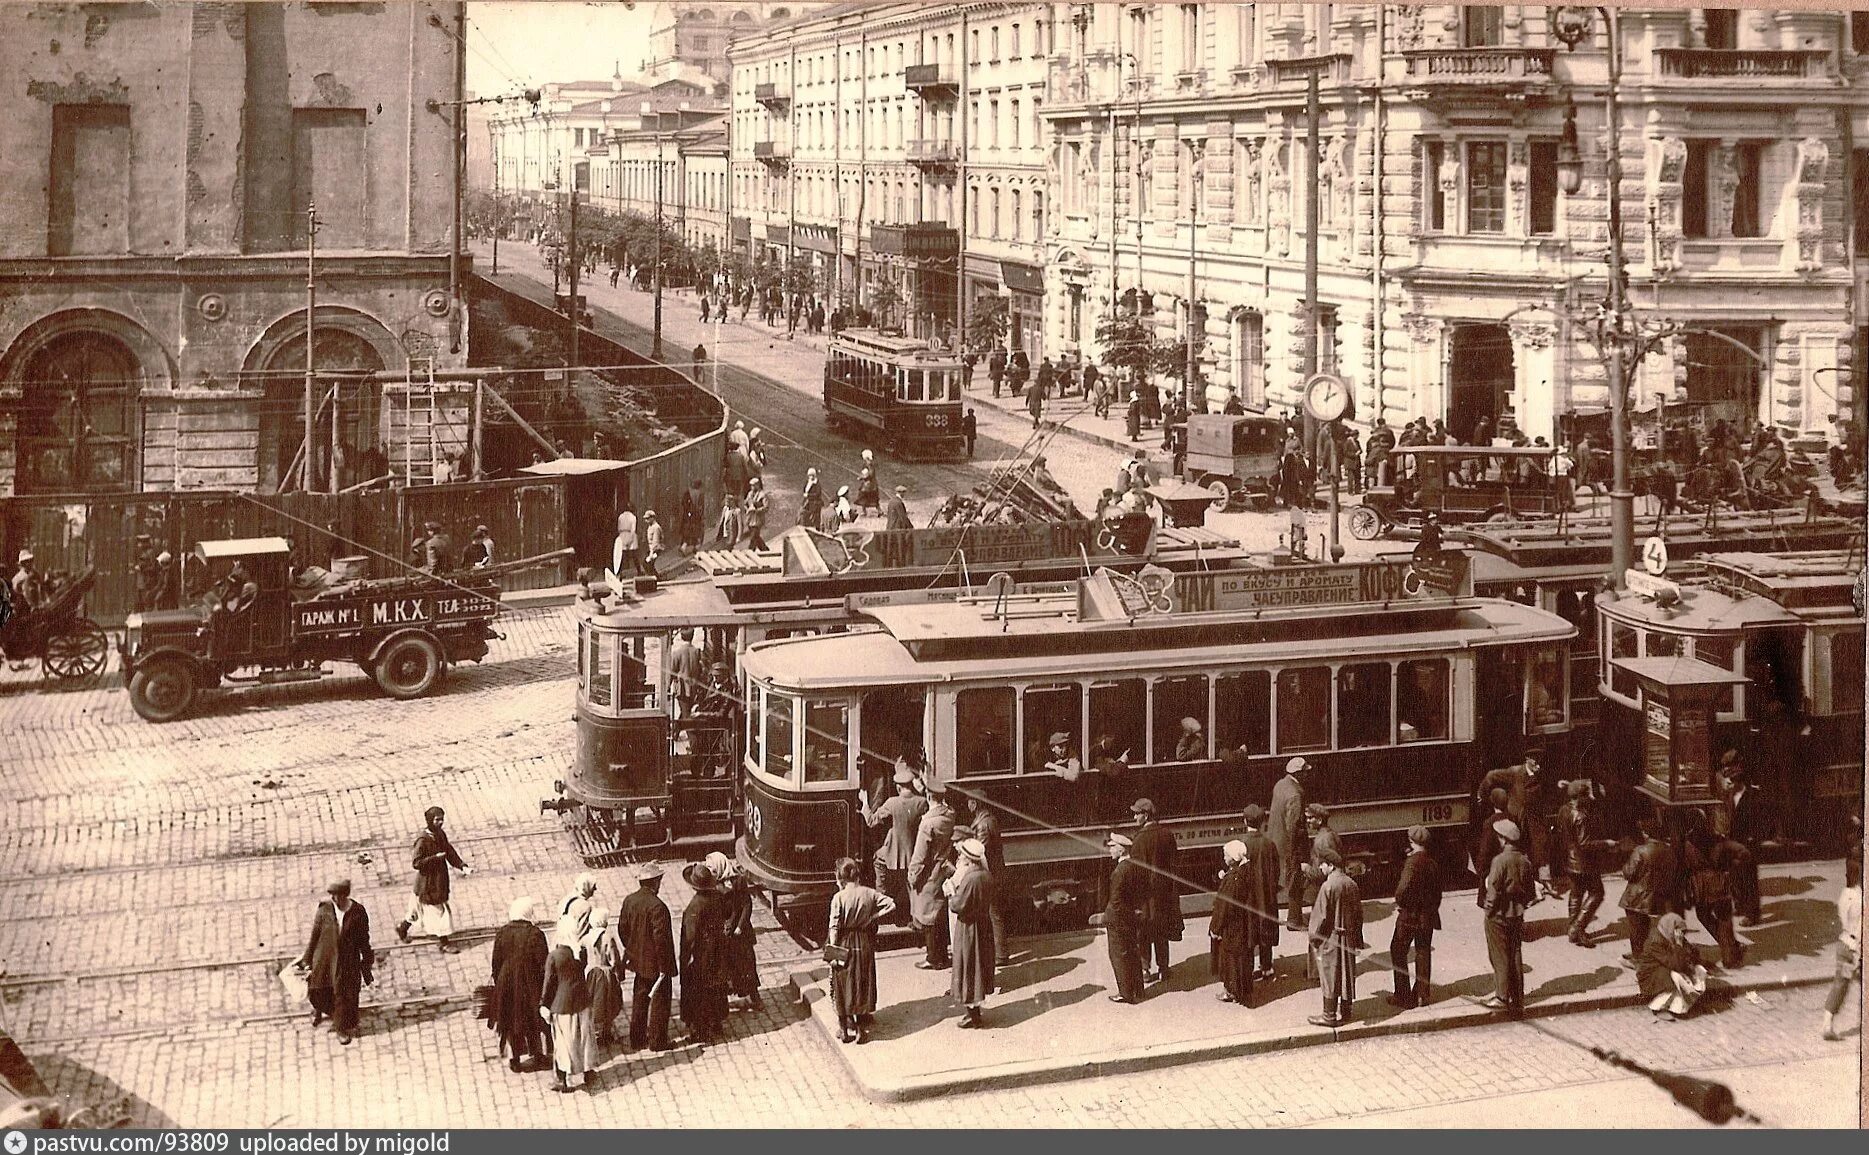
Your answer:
402,357 -> 439,484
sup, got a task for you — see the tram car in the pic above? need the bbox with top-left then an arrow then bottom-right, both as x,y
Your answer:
822,329 -> 965,459
734,554 -> 1579,926
1594,549 -> 1864,852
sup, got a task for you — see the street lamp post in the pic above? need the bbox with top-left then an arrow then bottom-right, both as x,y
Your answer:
1553,4 -> 1635,588
645,101 -> 665,362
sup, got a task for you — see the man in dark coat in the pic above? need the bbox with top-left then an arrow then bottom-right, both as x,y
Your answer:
1129,799 -> 1182,982
1307,848 -> 1362,1027
988,347 -> 1008,397
885,485 -> 914,531
1210,841 -> 1255,1005
1620,815 -> 1679,963
1718,752 -> 1767,924
967,795 -> 1011,966
294,879 -> 373,1045
679,864 -> 731,1043
962,408 -> 977,457
908,781 -> 958,969
1269,756 -> 1309,928
1472,788 -> 1514,908
1104,833 -> 1148,1004
1301,804 -> 1346,938
1555,780 -> 1607,945
619,863 -> 678,1051
1478,751 -> 1555,896
863,766 -> 927,925
489,896 -> 550,1071
1236,805 -> 1282,982
1483,821 -> 1536,1017
397,805 -> 469,953
1389,825 -> 1443,1008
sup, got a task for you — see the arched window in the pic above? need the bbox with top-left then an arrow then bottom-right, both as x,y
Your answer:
16,330 -> 140,493
256,325 -> 386,494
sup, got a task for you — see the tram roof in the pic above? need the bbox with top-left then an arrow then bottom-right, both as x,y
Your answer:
828,328 -> 961,364
1599,549 -> 1863,632
1455,512 -> 1861,569
740,597 -> 1575,691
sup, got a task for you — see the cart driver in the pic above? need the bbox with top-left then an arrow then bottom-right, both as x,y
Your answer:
219,561 -> 259,616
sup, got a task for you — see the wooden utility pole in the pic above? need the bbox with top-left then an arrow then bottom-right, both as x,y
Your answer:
303,202 -> 318,492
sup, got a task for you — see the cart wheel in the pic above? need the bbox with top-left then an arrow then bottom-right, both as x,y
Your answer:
129,657 -> 198,722
1348,506 -> 1384,541
372,634 -> 446,700
44,618 -> 109,682
1206,478 -> 1233,513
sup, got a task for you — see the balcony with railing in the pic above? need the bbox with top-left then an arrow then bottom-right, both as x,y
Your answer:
1264,53 -> 1356,87
904,63 -> 959,97
753,140 -> 791,165
906,139 -> 960,168
1652,48 -> 1831,81
754,82 -> 790,109
1400,47 -> 1555,89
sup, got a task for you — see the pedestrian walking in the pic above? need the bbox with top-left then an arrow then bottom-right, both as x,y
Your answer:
1637,913 -> 1708,1022
1210,841 -> 1256,1005
1555,780 -> 1607,946
715,494 -> 743,548
1473,788 -> 1514,908
947,838 -> 996,1028
960,350 -> 977,390
1620,815 -> 1679,963
1389,825 -> 1442,1008
962,407 -> 977,458
988,347 -> 1007,398
541,942 -> 595,1091
827,857 -> 895,1044
293,879 -> 373,1046
556,873 -> 598,953
488,896 -> 550,1072
702,852 -> 761,1011
1684,825 -> 1747,970
798,467 -> 825,529
619,863 -> 677,1051
1036,357 -> 1056,400
1104,832 -> 1147,1004
965,795 -> 1010,966
1301,804 -> 1343,934
1307,848 -> 1361,1027
1129,799 -> 1182,983
863,766 -> 927,925
1007,348 -> 1030,397
885,485 -> 913,531
742,478 -> 769,551
642,510 -> 663,573
396,805 -> 470,953
1269,756 -> 1308,929
855,467 -> 882,517
680,480 -> 705,555
1821,842 -> 1861,1041
830,486 -> 854,530
679,862 -> 731,1044
1025,376 -> 1045,429
612,508 -> 640,576
909,781 -> 957,968
1482,820 -> 1535,1017
582,908 -> 625,1047
1085,363 -> 1107,419
1125,392 -> 1142,442
1479,750 -> 1556,898
1235,805 -> 1281,985
1717,751 -> 1768,924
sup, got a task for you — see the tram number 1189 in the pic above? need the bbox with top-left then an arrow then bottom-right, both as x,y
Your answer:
1419,802 -> 1457,824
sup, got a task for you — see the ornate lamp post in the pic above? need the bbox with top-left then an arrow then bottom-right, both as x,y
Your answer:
1552,4 -> 1635,588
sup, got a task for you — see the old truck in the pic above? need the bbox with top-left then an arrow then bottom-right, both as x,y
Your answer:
119,537 -> 564,722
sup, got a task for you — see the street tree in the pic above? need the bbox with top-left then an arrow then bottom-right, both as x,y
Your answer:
1095,308 -> 1165,402
867,278 -> 904,331
966,296 -> 1008,353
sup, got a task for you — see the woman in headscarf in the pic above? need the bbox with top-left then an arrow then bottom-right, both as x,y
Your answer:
1210,841 -> 1254,1005
555,873 -> 596,961
707,851 -> 762,1011
798,468 -> 824,531
1636,912 -> 1708,1022
581,907 -> 624,1047
743,477 -> 770,551
540,939 -> 595,1091
831,486 -> 855,530
827,856 -> 895,1044
945,838 -> 996,1028
679,862 -> 732,1043
488,896 -> 550,1072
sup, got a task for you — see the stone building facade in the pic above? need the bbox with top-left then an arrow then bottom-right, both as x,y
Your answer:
1043,3 -> 1862,443
0,1 -> 469,497
727,1 -> 1055,357
597,113 -> 733,257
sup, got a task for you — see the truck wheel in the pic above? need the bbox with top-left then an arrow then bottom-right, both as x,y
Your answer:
129,658 -> 198,723
373,634 -> 445,700
1348,506 -> 1384,541
1205,478 -> 1234,513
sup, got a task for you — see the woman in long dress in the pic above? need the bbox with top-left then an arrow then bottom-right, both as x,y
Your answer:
946,838 -> 996,1028
679,863 -> 732,1043
1210,840 -> 1254,1004
707,852 -> 763,1011
581,908 -> 624,1047
540,943 -> 595,1091
797,468 -> 824,531
489,896 -> 550,1072
1637,913 -> 1708,1022
827,856 -> 896,1044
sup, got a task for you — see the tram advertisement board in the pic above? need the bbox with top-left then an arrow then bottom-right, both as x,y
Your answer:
862,521 -> 1123,571
1170,553 -> 1471,614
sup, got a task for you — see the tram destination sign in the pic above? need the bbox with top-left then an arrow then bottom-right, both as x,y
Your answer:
1171,553 -> 1471,614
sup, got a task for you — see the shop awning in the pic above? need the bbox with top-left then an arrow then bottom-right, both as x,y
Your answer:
1000,261 -> 1045,295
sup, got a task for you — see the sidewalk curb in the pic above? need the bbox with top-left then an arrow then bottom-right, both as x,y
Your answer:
787,958 -> 1833,1103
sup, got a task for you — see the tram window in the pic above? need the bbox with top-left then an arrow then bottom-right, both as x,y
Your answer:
1692,635 -> 1737,671
1275,667 -> 1331,753
1645,632 -> 1681,658
956,687 -> 1016,777
903,370 -> 923,402
1336,663 -> 1392,749
1829,629 -> 1863,716
619,635 -> 658,710
1214,670 -> 1271,756
1608,622 -> 1639,699
804,699 -> 850,783
1151,675 -> 1208,762
1396,659 -> 1450,742
764,691 -> 796,779
861,686 -> 928,774
746,681 -> 761,767
1023,684 -> 1083,773
1526,646 -> 1568,731
1089,679 -> 1147,767
585,631 -> 613,710
1554,589 -> 1597,647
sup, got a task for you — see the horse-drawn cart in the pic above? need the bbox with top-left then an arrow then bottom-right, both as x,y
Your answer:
0,569 -> 112,684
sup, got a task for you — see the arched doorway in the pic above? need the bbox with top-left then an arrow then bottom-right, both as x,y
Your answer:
16,331 -> 141,494
255,328 -> 386,493
1447,323 -> 1515,442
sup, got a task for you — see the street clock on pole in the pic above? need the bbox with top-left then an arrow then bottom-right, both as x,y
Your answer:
1302,373 -> 1352,424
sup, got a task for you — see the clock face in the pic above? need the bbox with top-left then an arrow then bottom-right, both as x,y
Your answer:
1304,374 -> 1351,423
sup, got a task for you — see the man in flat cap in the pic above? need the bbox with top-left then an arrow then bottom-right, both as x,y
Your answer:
1307,847 -> 1361,1028
1479,749 -> 1555,899
1472,787 -> 1515,908
397,805 -> 470,953
1237,805 -> 1282,983
1103,833 -> 1148,1003
885,485 -> 913,531
1129,798 -> 1183,982
1619,812 -> 1679,964
1269,756 -> 1309,929
294,879 -> 373,1045
1716,750 -> 1767,925
1482,820 -> 1535,1017
862,765 -> 928,925
908,779 -> 958,969
1555,780 -> 1607,946
619,862 -> 677,1051
1389,825 -> 1443,1008
1301,805 -> 1347,936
